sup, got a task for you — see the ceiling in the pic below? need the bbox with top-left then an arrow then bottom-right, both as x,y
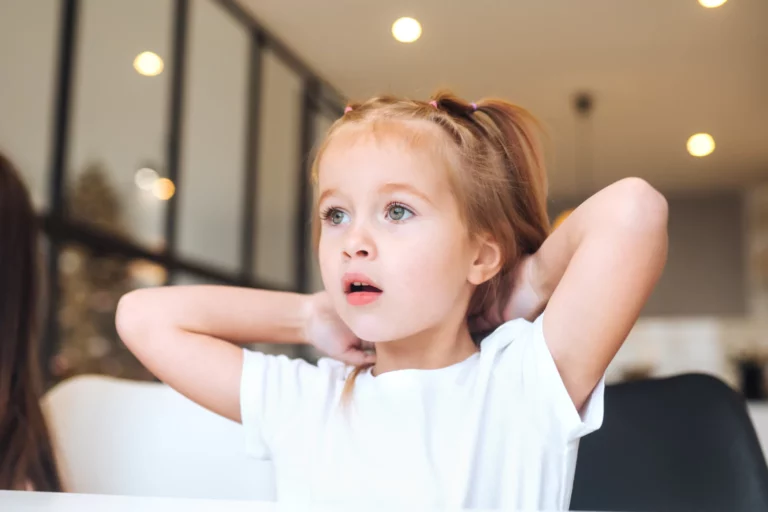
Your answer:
240,0 -> 768,199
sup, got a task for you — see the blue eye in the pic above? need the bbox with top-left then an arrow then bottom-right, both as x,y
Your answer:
322,207 -> 350,225
386,203 -> 414,222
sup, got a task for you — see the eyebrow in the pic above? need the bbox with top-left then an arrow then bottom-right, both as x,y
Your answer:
317,183 -> 434,206
379,182 -> 434,205
317,188 -> 338,206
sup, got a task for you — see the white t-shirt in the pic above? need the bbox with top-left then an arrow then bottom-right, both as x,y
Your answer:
240,313 -> 604,510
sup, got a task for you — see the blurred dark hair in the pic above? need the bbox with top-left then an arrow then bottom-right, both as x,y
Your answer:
0,152 -> 61,491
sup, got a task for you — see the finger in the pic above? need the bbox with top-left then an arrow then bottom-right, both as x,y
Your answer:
342,350 -> 377,366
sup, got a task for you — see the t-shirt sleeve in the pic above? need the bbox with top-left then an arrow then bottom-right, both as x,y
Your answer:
240,348 -> 323,459
493,312 -> 605,443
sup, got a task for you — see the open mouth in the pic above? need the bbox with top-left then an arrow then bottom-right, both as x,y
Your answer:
343,275 -> 383,306
348,282 -> 383,294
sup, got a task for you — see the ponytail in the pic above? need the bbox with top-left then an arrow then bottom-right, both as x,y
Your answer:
459,96 -> 551,321
340,364 -> 372,407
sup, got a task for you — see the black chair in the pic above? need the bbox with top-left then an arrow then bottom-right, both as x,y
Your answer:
570,373 -> 768,512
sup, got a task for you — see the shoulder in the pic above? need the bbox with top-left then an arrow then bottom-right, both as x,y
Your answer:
243,348 -> 344,377
478,316 -> 538,355
479,314 -> 606,441
479,313 -> 555,383
242,349 -> 350,386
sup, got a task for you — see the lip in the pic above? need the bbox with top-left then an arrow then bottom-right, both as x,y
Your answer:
342,272 -> 383,294
342,272 -> 383,306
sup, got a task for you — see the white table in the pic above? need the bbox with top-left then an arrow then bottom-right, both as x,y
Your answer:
0,492 -> 481,512
0,491 -> 277,512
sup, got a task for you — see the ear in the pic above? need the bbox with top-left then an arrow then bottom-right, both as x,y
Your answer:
467,235 -> 503,286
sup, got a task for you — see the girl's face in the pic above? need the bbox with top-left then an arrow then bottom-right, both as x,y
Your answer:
316,120 -> 490,343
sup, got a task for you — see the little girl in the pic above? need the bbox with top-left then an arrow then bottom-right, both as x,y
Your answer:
116,92 -> 668,510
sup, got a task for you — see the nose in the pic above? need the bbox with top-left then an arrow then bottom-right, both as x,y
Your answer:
342,224 -> 377,260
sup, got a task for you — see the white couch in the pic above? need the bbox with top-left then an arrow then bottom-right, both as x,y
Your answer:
42,375 -> 276,500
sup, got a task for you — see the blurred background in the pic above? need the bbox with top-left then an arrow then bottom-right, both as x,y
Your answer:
0,0 -> 766,394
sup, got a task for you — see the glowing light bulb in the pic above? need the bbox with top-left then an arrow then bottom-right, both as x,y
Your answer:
687,133 -> 716,157
133,51 -> 164,76
392,17 -> 422,43
699,0 -> 728,8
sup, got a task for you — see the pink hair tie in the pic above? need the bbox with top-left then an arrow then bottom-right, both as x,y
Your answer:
429,100 -> 438,108
470,102 -> 478,111
344,106 -> 353,114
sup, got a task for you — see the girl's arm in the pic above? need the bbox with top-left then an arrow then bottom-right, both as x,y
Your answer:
115,287 -> 371,423
505,177 -> 669,410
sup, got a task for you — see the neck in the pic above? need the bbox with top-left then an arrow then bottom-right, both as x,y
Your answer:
372,315 -> 478,376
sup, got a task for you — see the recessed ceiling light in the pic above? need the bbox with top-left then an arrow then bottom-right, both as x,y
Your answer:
392,17 -> 422,43
699,0 -> 728,8
687,133 -> 716,157
133,51 -> 164,76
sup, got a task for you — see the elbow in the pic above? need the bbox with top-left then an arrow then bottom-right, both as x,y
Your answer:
115,289 -> 155,350
612,177 -> 669,235
610,178 -> 669,271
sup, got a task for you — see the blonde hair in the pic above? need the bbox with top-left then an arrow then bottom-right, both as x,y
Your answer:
309,91 -> 551,401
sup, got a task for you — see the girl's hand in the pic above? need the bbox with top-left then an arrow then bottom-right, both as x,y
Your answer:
304,291 -> 376,366
470,255 -> 547,333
